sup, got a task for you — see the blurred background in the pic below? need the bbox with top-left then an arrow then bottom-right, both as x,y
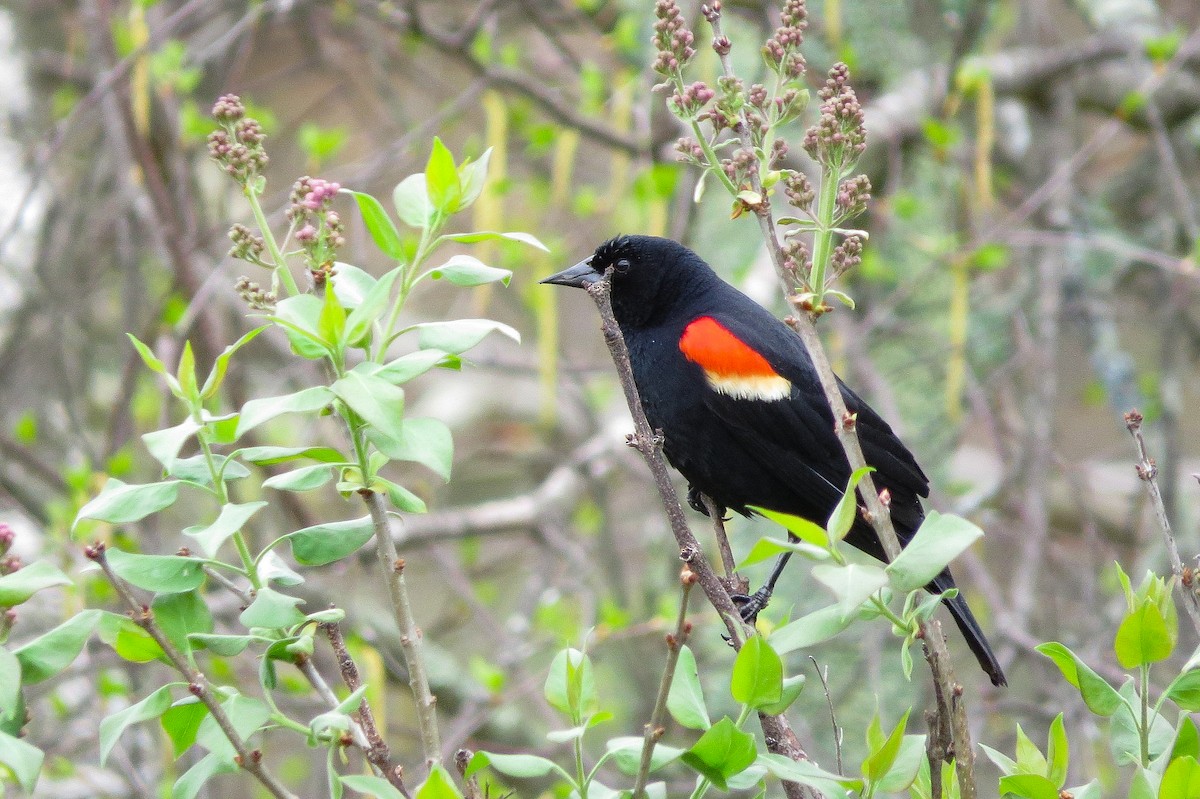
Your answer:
2,0 -> 1200,795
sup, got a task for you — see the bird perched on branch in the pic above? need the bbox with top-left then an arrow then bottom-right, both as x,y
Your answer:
543,234 -> 1005,687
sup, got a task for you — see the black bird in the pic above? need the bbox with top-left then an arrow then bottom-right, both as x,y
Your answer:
543,234 -> 1006,687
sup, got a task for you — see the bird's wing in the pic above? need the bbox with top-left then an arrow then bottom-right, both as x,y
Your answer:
680,309 -> 929,511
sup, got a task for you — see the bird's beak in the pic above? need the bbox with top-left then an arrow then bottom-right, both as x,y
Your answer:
540,257 -> 600,288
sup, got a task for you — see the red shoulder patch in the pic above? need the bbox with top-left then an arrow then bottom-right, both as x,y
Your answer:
678,317 -> 791,400
679,317 -> 777,376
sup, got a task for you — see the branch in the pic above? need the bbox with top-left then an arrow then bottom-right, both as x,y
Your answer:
85,542 -> 299,799
1124,410 -> 1200,634
632,568 -> 694,798
321,620 -> 412,798
361,489 -> 442,768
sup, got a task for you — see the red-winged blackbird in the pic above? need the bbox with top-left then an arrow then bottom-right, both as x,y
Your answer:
544,235 -> 1006,687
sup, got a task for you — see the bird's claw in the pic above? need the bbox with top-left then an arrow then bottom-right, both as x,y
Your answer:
731,586 -> 773,624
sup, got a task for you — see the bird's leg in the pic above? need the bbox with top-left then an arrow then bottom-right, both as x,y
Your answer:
732,534 -> 799,623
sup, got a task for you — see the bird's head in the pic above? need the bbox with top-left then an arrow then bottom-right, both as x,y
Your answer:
541,235 -> 710,328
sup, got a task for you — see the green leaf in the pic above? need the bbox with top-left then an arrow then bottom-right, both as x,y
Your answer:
393,173 -> 431,229
442,229 -> 549,251
371,417 -> 453,480
428,254 -> 512,287
605,736 -> 684,775
342,774 -> 409,799
827,466 -> 873,542
106,549 -> 208,593
864,710 -> 910,783
758,675 -> 806,716
769,603 -> 854,654
980,743 -> 1019,776
424,137 -> 461,214
343,267 -> 401,348
455,148 -> 492,212
330,369 -> 406,441
176,341 -> 198,402
0,649 -> 18,722
812,562 -> 888,621
349,190 -> 405,260
374,350 -> 460,384
14,609 -> 102,684
376,478 -> 428,513
737,536 -> 829,569
317,282 -> 347,346
680,716 -> 758,791
997,774 -> 1061,799
731,635 -> 783,709
1115,601 -> 1174,668
0,729 -> 44,792
667,645 -> 710,729
239,588 -> 306,629
235,386 -> 334,438
98,613 -> 166,663
200,326 -> 267,400
161,698 -> 208,758
183,501 -> 268,558
263,463 -> 334,492
173,752 -> 238,799
152,590 -> 212,659
886,511 -> 984,593
141,418 -> 202,467
544,648 -> 597,723
759,753 -> 864,796
239,445 -> 345,465
413,318 -> 521,355
1036,643 -> 1128,715
1159,756 -> 1200,799
288,515 -> 375,566
1047,713 -> 1069,787
465,751 -> 565,780
1175,716 -> 1200,762
875,734 -> 927,793
127,333 -> 170,378
272,294 -> 332,359
0,561 -> 71,606
195,693 -> 272,762
749,507 -> 829,549
99,684 -> 177,765
74,479 -> 182,527
188,633 -> 255,656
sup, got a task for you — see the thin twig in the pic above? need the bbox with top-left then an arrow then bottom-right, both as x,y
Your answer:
86,542 -> 300,799
361,489 -> 442,768
808,656 -> 842,775
321,621 -> 412,798
699,492 -> 741,585
633,568 -> 695,798
1124,410 -> 1200,634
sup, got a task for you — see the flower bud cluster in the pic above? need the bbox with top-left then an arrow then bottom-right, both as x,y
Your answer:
228,223 -> 265,265
235,276 -> 276,310
674,137 -> 706,166
830,234 -> 864,278
721,147 -> 758,189
652,0 -> 696,76
835,174 -> 871,219
802,63 -> 867,171
287,177 -> 345,281
784,171 -> 815,211
670,81 -> 715,119
782,238 -> 812,283
207,94 -> 269,185
763,0 -> 808,79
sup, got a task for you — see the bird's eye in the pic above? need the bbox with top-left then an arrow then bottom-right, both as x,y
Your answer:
614,258 -> 631,275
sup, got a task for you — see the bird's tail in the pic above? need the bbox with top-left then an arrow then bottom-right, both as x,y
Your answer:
932,571 -> 1007,687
